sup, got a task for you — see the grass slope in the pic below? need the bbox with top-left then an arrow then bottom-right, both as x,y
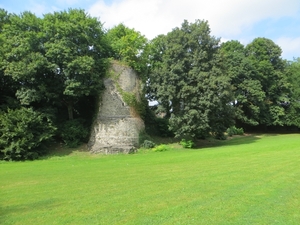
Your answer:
1,134 -> 300,225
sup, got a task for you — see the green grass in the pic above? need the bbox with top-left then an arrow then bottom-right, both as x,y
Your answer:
1,134 -> 300,224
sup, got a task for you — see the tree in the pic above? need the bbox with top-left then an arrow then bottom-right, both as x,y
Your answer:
148,20 -> 234,138
245,38 -> 290,127
284,58 -> 300,127
221,40 -> 265,126
1,9 -> 110,120
43,9 -> 110,120
106,23 -> 149,75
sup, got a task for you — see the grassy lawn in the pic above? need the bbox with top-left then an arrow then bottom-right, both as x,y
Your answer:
1,134 -> 300,225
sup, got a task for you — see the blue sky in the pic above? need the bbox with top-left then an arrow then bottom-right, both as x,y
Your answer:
1,0 -> 300,60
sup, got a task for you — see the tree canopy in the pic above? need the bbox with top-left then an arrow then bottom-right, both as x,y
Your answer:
1,9 -> 109,120
245,38 -> 289,127
106,23 -> 149,75
148,20 -> 234,138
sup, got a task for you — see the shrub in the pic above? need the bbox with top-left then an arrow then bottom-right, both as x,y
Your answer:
227,126 -> 244,137
141,140 -> 156,149
60,119 -> 89,147
214,132 -> 227,140
152,144 -> 168,152
0,108 -> 56,160
180,139 -> 195,148
139,131 -> 152,144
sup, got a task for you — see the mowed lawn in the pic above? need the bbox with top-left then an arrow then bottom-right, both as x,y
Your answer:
1,134 -> 300,225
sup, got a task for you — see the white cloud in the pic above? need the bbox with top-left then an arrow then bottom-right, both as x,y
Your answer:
276,37 -> 300,60
88,0 -> 300,39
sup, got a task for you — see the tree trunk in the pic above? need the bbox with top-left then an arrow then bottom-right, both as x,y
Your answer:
67,103 -> 73,120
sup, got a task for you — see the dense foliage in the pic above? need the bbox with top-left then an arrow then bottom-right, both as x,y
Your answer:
0,107 -> 56,160
1,9 -> 109,120
226,126 -> 244,137
220,38 -> 290,128
284,58 -> 300,127
148,20 -> 234,138
60,119 -> 89,147
0,8 -> 300,160
106,23 -> 149,75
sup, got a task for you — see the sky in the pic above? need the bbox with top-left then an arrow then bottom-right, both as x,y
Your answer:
1,0 -> 300,60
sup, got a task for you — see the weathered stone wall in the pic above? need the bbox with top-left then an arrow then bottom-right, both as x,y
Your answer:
88,62 -> 145,154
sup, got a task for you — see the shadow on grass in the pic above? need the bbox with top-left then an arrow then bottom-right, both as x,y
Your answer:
191,132 -> 298,149
0,198 -> 60,224
42,142 -> 89,159
151,133 -> 265,150
198,134 -> 261,148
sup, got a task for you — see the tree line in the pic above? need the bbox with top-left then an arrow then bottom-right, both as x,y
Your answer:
0,8 -> 299,160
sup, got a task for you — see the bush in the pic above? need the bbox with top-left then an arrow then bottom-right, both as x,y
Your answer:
0,108 -> 56,160
141,140 -> 156,149
180,139 -> 195,148
139,131 -> 152,145
60,119 -> 89,147
152,144 -> 168,152
214,131 -> 227,140
227,126 -> 244,137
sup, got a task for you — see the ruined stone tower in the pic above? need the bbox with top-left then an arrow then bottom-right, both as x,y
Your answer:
88,61 -> 145,154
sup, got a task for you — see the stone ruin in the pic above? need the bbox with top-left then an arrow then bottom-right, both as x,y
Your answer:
88,61 -> 145,154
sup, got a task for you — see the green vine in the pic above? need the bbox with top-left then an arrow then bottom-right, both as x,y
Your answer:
117,84 -> 146,118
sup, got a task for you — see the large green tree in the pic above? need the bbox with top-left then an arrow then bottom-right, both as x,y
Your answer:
148,20 -> 234,138
43,9 -> 109,120
245,37 -> 290,127
1,9 -> 109,120
221,40 -> 265,126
